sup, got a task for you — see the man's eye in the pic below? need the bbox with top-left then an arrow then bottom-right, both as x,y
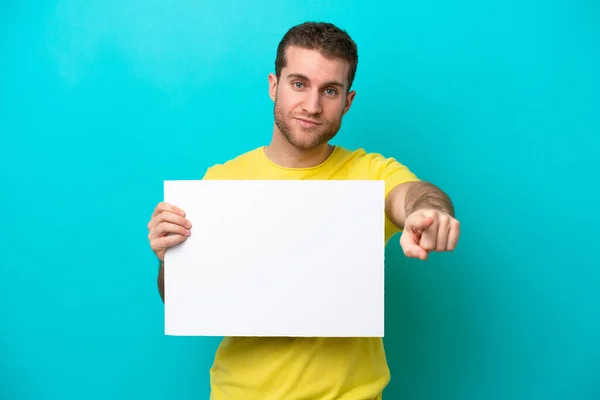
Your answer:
325,88 -> 337,96
293,82 -> 304,88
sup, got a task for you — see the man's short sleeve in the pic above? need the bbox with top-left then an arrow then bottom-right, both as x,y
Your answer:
201,167 -> 216,180
367,153 -> 419,197
358,152 -> 420,241
201,164 -> 226,180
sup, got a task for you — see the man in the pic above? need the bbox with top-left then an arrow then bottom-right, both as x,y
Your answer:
148,21 -> 460,400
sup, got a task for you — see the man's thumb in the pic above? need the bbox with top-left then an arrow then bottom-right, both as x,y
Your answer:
400,230 -> 428,260
404,244 -> 428,260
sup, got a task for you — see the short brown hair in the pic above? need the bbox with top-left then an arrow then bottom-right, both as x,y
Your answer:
275,22 -> 359,90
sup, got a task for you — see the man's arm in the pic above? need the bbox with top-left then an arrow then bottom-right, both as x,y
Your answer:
157,261 -> 165,303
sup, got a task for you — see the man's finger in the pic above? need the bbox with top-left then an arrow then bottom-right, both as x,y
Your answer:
151,222 -> 191,239
156,212 -> 192,229
403,244 -> 428,260
152,234 -> 188,250
447,219 -> 461,251
417,213 -> 438,251
419,228 -> 437,252
400,232 -> 428,260
153,202 -> 185,218
407,212 -> 435,232
435,216 -> 450,252
149,211 -> 191,233
400,227 -> 419,247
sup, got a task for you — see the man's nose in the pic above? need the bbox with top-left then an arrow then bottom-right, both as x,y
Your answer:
302,90 -> 322,114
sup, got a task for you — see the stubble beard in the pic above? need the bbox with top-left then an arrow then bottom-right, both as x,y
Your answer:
273,99 -> 343,151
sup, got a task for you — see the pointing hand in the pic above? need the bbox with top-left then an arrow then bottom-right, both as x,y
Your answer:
400,209 -> 460,260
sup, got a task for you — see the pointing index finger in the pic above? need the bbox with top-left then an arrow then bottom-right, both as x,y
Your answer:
409,212 -> 435,232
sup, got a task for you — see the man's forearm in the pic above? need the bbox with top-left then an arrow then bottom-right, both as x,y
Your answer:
404,181 -> 455,217
157,261 -> 165,303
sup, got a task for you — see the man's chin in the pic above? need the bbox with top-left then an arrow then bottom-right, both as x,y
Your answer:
288,133 -> 327,150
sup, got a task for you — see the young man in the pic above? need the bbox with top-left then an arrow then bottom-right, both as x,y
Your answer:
148,22 -> 460,400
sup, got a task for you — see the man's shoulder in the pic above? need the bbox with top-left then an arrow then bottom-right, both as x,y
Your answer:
334,146 -> 366,157
333,146 -> 401,166
202,147 -> 264,179
333,145 -> 417,180
214,146 -> 264,167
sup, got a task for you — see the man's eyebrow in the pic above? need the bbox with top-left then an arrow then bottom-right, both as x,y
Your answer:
286,73 -> 345,89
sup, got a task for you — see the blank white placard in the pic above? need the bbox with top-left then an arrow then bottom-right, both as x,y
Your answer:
163,179 -> 385,337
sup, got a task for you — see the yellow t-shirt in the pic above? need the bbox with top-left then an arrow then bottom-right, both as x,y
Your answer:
203,145 -> 419,400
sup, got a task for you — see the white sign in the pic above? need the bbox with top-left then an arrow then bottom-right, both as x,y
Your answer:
163,179 -> 385,337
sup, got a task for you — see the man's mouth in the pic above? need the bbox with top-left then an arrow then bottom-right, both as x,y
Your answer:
294,117 -> 322,128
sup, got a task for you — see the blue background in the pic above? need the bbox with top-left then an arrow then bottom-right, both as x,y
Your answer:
2,1 -> 599,399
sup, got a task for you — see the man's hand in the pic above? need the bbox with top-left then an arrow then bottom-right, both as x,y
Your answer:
148,202 -> 192,261
399,208 -> 460,260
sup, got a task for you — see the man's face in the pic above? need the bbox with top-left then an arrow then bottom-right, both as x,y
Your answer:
269,46 -> 356,151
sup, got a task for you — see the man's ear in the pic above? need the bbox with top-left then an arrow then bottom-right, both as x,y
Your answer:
342,90 -> 356,115
268,73 -> 278,102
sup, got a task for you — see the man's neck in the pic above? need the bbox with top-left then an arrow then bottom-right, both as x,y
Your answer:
264,132 -> 335,169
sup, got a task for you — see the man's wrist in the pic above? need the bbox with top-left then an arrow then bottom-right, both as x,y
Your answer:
404,181 -> 455,217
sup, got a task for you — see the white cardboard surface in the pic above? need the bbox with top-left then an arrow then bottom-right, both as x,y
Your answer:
163,179 -> 385,337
